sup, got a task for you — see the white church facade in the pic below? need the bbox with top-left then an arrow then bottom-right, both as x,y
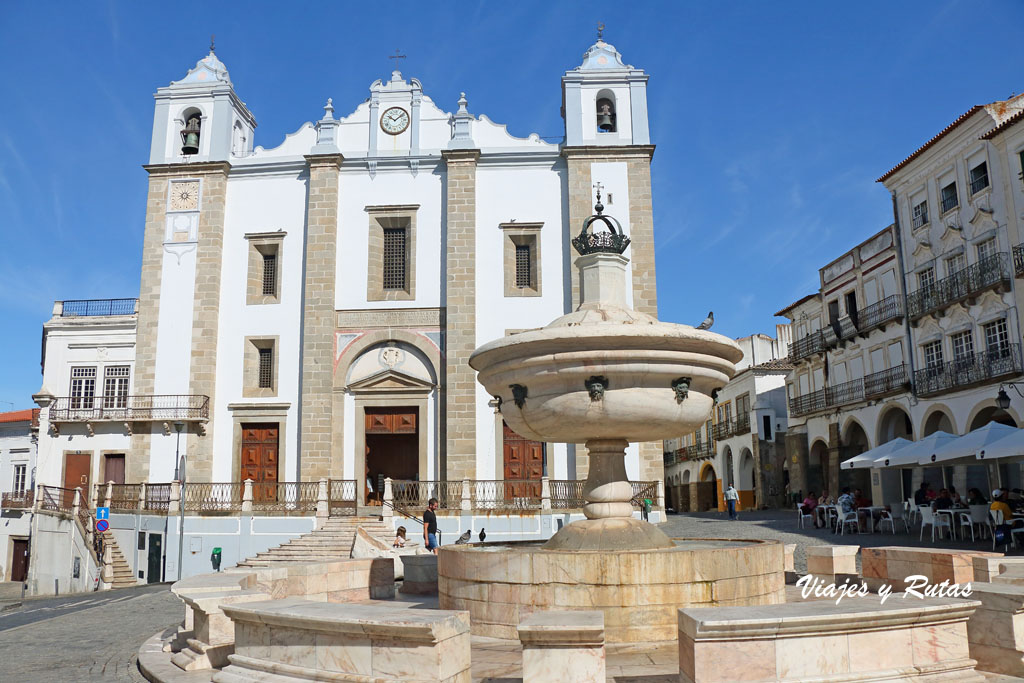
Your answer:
31,38 -> 664,507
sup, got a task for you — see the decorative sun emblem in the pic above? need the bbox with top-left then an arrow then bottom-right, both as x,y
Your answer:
170,181 -> 200,211
178,189 -> 191,202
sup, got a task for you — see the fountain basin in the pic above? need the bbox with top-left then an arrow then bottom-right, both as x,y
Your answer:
438,538 -> 784,644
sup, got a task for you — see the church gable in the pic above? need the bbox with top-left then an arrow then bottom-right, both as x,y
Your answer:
347,368 -> 434,394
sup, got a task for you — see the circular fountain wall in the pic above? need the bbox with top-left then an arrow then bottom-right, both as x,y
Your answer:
438,538 -> 784,644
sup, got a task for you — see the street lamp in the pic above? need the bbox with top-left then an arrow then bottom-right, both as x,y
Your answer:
173,420 -> 185,580
996,384 -> 1024,411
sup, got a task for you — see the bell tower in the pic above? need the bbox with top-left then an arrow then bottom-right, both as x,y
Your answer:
561,36 -> 650,147
148,46 -> 256,164
561,36 -> 659,483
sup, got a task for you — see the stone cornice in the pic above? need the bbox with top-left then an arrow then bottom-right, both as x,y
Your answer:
561,144 -> 656,161
304,153 -> 344,169
143,161 -> 231,177
441,149 -> 481,163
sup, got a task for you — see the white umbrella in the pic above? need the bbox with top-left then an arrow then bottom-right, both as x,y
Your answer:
929,422 -> 1018,464
977,427 -> 1024,463
840,437 -> 913,469
875,431 -> 959,467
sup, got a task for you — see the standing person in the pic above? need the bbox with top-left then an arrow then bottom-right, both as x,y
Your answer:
423,498 -> 439,554
724,484 -> 739,520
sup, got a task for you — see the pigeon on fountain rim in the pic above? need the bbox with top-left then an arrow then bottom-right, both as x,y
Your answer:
696,311 -> 714,330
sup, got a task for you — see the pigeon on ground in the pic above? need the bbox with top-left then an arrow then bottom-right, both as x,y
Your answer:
478,528 -> 486,543
696,311 -> 714,330
454,530 -> 472,544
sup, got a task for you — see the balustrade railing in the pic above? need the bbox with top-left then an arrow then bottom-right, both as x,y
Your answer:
109,484 -> 141,510
864,364 -> 909,398
1,490 -> 33,509
328,479 -> 356,516
251,481 -> 320,513
832,316 -> 858,343
734,412 -> 751,435
914,343 -> 1022,397
906,253 -> 1010,319
469,480 -> 542,511
39,485 -> 75,513
549,480 -> 585,509
630,481 -> 659,508
790,330 -> 826,361
146,483 -> 172,512
59,298 -> 137,317
182,482 -> 243,513
49,394 -> 210,422
826,377 -> 865,407
391,480 -> 462,511
857,295 -> 903,332
789,388 -> 827,417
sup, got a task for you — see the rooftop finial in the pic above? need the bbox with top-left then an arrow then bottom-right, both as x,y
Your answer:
597,22 -> 604,41
323,97 -> 334,120
593,182 -> 605,214
210,34 -> 216,53
389,48 -> 406,72
457,92 -> 469,114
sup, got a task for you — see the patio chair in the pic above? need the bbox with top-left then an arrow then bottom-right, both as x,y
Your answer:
822,505 -> 838,530
837,509 -> 859,535
919,507 -> 950,542
796,503 -> 814,529
969,505 -> 990,540
990,509 -> 1024,551
958,511 -> 976,542
879,505 -> 909,534
905,498 -> 918,525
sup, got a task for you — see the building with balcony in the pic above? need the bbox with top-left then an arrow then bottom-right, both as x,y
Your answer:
664,330 -> 791,513
777,92 -> 1024,506
0,408 -> 38,584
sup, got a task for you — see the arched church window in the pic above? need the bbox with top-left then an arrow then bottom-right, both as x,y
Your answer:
232,121 -> 246,157
596,91 -> 616,133
181,112 -> 202,155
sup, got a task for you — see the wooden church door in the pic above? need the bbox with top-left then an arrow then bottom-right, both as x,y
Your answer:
502,422 -> 544,498
240,424 -> 279,502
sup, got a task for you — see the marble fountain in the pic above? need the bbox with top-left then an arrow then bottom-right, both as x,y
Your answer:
441,194 -> 786,644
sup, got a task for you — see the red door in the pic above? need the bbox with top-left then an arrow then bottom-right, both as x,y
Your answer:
503,422 -> 544,498
103,454 -> 126,485
11,539 -> 29,582
63,453 -> 91,509
240,424 -> 279,502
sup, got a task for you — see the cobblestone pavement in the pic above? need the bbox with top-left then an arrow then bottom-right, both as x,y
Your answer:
0,584 -> 181,682
660,508 -> 1018,573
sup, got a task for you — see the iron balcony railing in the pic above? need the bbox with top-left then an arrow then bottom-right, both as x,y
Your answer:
59,299 -> 138,316
856,295 -> 904,333
941,192 -> 958,214
469,480 -> 542,511
970,173 -> 989,196
549,480 -> 585,509
664,451 -> 678,466
391,480 -> 462,511
789,388 -> 826,417
790,330 -> 827,361
711,420 -> 733,441
1014,244 -> 1024,278
914,343 -> 1023,398
863,364 -> 909,398
1,490 -> 33,509
250,482 -> 320,513
912,212 -> 928,229
831,316 -> 858,344
734,412 -> 751,435
182,483 -> 244,513
328,479 -> 357,516
49,394 -> 210,422
827,377 -> 865,406
906,253 -> 1010,320
679,441 -> 715,461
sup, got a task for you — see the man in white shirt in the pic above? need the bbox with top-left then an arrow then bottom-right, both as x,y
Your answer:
724,485 -> 739,520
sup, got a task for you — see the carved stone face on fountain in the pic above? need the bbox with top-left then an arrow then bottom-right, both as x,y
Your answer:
470,193 -> 743,551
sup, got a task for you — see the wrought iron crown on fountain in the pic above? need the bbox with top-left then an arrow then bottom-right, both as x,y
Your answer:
571,185 -> 631,256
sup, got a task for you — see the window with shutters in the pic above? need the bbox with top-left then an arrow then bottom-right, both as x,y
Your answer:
382,227 -> 407,290
940,182 -> 958,213
501,222 -> 542,296
243,337 -> 279,397
912,200 -> 929,229
245,232 -> 285,305
918,267 -> 936,291
366,206 -> 417,301
70,367 -> 96,409
103,366 -> 130,409
984,318 -> 1010,356
923,340 -> 944,373
969,161 -> 989,195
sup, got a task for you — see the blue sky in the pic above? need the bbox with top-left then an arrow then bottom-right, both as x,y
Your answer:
1,0 -> 1022,407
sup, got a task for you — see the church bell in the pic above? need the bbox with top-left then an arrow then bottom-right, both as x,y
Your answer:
180,117 -> 201,155
597,102 -> 615,132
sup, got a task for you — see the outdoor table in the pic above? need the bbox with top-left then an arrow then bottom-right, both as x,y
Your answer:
860,506 -> 886,532
934,508 -> 963,540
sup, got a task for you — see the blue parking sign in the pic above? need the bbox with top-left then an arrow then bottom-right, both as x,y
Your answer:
96,507 -> 109,520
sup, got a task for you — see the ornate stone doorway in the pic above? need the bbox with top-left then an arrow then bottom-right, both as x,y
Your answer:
364,407 -> 419,503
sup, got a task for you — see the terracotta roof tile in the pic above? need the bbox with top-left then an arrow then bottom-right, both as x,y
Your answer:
981,108 -> 1024,140
876,105 -> 984,183
751,358 -> 795,372
0,408 -> 38,425
774,293 -> 819,318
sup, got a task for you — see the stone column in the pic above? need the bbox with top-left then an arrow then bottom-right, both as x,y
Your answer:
786,429 -> 809,499
299,153 -> 343,481
827,421 -> 842,497
241,479 -> 253,513
316,477 -> 329,528
442,149 -> 480,481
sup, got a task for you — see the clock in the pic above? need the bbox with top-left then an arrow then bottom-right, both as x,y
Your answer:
380,107 -> 410,135
170,181 -> 200,211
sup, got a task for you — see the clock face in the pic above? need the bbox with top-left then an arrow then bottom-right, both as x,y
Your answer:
380,107 -> 410,135
169,181 -> 200,211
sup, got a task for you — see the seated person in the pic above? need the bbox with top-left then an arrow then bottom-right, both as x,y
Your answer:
818,490 -> 830,506
966,488 -> 987,506
931,488 -> 953,512
393,526 -> 408,548
837,487 -> 856,514
914,481 -> 932,506
854,488 -> 878,530
948,486 -> 963,507
991,489 -> 1024,528
801,492 -> 821,528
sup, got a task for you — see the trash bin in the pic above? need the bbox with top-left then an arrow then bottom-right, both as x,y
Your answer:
211,547 -> 222,572
642,498 -> 652,521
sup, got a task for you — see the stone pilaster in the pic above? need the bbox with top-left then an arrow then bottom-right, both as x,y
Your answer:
130,162 -> 229,484
785,428 -> 809,500
299,154 -> 343,481
563,146 -> 660,482
827,421 -> 842,497
442,149 -> 480,481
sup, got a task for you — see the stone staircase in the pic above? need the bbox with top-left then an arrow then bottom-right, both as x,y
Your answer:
102,531 -> 137,589
235,516 -> 394,568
